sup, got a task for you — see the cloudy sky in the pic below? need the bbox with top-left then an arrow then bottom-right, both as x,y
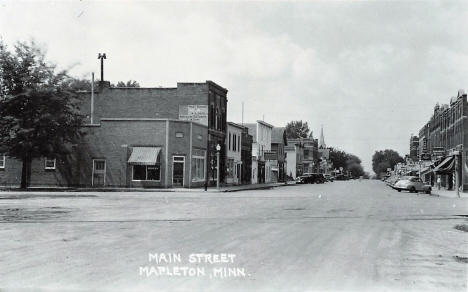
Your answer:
2,0 -> 468,174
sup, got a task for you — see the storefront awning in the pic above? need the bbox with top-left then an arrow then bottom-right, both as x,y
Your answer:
432,156 -> 455,174
128,147 -> 161,165
418,166 -> 432,175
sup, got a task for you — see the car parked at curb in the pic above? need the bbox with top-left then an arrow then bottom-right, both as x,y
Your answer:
305,173 -> 325,184
393,177 -> 432,194
295,174 -> 313,184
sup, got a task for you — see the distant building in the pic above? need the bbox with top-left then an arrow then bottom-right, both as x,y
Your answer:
226,122 -> 244,185
271,127 -> 288,182
285,139 -> 304,178
243,121 -> 274,184
409,135 -> 419,162
240,127 -> 253,184
319,125 -> 326,149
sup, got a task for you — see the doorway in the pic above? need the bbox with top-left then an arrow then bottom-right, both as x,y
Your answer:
173,156 -> 185,187
92,159 -> 106,186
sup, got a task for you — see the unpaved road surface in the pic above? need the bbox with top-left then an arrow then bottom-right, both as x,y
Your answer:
0,180 -> 467,291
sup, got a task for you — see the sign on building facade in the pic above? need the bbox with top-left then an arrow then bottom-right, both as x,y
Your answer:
179,105 -> 209,126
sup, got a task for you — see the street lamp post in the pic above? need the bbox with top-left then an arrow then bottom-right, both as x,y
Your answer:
216,144 -> 221,190
455,151 -> 461,197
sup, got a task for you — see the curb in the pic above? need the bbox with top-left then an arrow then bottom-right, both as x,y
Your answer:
0,183 -> 295,193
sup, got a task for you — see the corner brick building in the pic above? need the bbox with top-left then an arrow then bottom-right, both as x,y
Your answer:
0,80 -> 228,188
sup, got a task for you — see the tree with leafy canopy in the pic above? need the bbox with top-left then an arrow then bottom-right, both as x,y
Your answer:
372,149 -> 405,178
329,148 -> 365,177
329,148 -> 348,170
348,163 -> 365,178
114,80 -> 140,88
285,120 -> 310,139
0,40 -> 84,188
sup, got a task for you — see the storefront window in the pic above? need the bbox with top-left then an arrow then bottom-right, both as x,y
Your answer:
133,165 -> 160,181
192,149 -> 206,181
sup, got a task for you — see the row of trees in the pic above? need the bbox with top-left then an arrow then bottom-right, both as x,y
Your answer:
284,120 -> 366,178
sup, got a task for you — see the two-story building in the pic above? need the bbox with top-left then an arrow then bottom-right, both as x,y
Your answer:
244,121 -> 274,184
226,122 -> 244,185
241,127 -> 253,184
0,80 -> 229,189
271,127 -> 288,182
285,139 -> 304,179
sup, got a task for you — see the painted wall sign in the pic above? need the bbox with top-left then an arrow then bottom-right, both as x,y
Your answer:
179,105 -> 209,126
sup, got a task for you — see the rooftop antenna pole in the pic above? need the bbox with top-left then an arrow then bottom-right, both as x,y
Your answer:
91,72 -> 94,124
98,53 -> 106,81
242,101 -> 244,126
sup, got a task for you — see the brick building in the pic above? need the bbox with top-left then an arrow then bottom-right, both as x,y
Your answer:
418,90 -> 468,190
0,80 -> 228,188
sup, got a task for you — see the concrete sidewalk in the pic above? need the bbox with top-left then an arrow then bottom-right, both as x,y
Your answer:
0,182 -> 296,193
431,188 -> 468,198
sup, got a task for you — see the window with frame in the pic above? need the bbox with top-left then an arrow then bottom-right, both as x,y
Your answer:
45,158 -> 56,170
0,155 -> 4,169
192,149 -> 206,181
133,165 -> 161,181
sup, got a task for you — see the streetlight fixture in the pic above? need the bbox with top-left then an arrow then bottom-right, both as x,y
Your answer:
216,144 -> 221,190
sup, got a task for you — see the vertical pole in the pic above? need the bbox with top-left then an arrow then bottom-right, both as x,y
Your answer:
101,57 -> 104,81
419,161 -> 421,179
91,72 -> 94,124
216,151 -> 220,190
456,152 -> 461,197
242,102 -> 244,126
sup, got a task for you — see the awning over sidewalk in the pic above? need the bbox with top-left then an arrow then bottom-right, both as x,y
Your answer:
128,147 -> 161,165
432,156 -> 455,174
418,166 -> 431,175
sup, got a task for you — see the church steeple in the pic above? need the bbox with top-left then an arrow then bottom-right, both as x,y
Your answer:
319,125 -> 326,149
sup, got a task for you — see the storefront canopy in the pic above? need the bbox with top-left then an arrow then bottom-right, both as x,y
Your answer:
432,156 -> 455,174
128,147 -> 161,165
418,166 -> 432,175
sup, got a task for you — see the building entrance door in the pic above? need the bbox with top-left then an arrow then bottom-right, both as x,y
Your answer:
93,160 -> 106,186
173,156 -> 185,187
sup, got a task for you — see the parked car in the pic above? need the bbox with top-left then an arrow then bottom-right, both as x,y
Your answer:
295,174 -> 313,184
304,173 -> 325,184
386,175 -> 404,187
393,177 -> 432,194
324,174 -> 334,182
317,174 -> 327,183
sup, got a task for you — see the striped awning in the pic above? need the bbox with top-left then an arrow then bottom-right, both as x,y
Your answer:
128,147 -> 161,165
432,156 -> 455,174
418,166 -> 431,175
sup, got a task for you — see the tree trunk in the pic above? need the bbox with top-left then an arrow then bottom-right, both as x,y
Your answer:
20,158 -> 32,189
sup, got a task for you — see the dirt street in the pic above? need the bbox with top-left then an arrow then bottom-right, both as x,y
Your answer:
0,180 -> 467,291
